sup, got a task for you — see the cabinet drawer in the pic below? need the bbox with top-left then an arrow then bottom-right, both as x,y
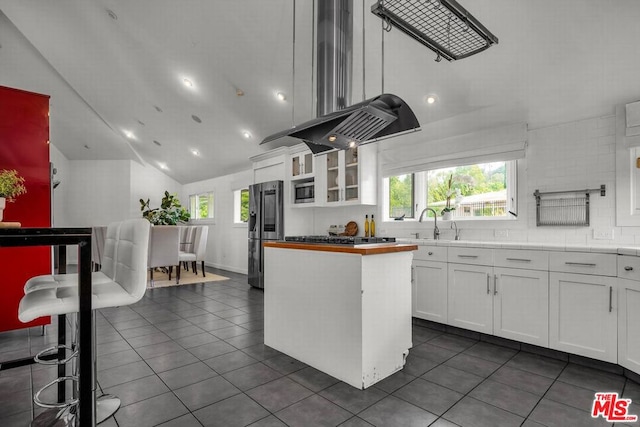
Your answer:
549,252 -> 617,276
447,247 -> 493,266
617,255 -> 640,281
414,245 -> 447,262
494,249 -> 549,271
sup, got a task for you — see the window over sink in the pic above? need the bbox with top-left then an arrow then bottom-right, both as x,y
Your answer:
383,160 -> 517,221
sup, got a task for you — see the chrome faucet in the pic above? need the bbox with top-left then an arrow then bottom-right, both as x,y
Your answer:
451,221 -> 460,240
418,207 -> 440,240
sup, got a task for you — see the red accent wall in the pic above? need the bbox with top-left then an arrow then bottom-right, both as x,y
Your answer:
0,85 -> 51,332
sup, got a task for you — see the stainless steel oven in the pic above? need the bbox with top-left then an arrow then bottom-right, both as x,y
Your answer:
294,181 -> 315,204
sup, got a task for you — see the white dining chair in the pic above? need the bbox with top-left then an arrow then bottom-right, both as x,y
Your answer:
147,225 -> 181,286
178,225 -> 209,278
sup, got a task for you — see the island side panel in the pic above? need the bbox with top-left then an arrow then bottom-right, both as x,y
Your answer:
264,246 -> 364,388
361,251 -> 413,388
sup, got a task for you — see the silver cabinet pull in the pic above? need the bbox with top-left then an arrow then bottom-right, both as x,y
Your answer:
459,255 -> 478,259
624,266 -> 634,271
411,267 -> 414,284
565,262 -> 596,267
486,274 -> 490,294
609,286 -> 613,313
506,258 -> 531,262
494,274 -> 498,295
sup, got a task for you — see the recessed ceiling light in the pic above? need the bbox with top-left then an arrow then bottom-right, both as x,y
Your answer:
158,162 -> 168,170
348,141 -> 356,148
191,149 -> 200,156
183,78 -> 194,88
123,130 -> 135,140
236,89 -> 245,97
242,130 -> 252,139
328,135 -> 337,142
191,115 -> 202,123
425,95 -> 438,105
276,92 -> 286,101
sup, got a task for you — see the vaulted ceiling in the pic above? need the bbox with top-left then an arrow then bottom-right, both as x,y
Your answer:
2,1 -> 640,184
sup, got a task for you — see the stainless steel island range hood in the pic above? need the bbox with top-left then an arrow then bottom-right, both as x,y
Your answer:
261,0 -> 420,154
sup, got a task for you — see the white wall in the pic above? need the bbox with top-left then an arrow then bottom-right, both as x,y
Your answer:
49,143 -> 70,227
307,113 -> 634,245
182,169 -> 253,274
130,160 -> 183,219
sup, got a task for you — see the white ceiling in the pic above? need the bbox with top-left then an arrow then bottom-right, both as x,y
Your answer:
2,0 -> 640,184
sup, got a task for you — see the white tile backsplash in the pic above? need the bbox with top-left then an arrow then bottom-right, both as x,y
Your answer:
310,113 -> 640,246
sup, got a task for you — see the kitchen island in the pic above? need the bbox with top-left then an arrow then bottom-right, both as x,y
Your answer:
263,241 -> 418,389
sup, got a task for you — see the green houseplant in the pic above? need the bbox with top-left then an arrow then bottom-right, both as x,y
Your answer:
0,169 -> 27,221
0,169 -> 27,200
441,174 -> 456,218
140,191 -> 190,225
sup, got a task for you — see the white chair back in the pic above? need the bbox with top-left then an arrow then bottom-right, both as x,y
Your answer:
91,226 -> 107,267
116,219 -> 151,300
148,225 -> 180,269
100,222 -> 120,280
194,226 -> 209,261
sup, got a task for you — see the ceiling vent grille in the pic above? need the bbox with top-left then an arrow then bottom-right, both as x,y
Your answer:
371,0 -> 498,61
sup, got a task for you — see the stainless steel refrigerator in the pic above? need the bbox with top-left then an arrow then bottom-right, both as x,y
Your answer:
248,180 -> 284,288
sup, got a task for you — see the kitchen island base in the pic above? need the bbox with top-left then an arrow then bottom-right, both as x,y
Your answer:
264,244 -> 415,389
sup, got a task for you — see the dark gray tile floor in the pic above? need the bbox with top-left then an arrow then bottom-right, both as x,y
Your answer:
1,267 -> 638,426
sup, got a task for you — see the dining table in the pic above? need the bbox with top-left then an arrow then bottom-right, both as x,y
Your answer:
0,227 -> 95,426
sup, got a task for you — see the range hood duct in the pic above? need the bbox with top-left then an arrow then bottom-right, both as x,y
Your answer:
261,0 -> 420,154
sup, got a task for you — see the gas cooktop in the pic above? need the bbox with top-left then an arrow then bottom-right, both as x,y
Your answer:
284,235 -> 396,245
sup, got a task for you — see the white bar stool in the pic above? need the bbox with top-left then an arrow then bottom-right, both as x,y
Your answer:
18,219 -> 150,426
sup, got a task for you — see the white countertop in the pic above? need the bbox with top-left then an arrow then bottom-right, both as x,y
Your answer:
396,238 -> 640,256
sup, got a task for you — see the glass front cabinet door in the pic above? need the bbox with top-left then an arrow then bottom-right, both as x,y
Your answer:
322,145 -> 376,206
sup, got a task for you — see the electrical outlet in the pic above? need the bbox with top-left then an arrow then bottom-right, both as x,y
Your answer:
593,228 -> 614,240
495,229 -> 509,238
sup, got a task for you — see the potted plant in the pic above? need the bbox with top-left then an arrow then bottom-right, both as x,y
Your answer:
0,169 -> 27,221
140,191 -> 190,225
441,174 -> 456,220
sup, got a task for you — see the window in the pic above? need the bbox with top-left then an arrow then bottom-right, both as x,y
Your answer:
189,192 -> 214,220
383,161 -> 516,221
234,188 -> 249,224
388,174 -> 415,219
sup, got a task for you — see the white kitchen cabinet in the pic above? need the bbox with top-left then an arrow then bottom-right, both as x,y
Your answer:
412,246 -> 448,323
290,148 -> 314,180
317,144 -> 376,206
413,260 -> 448,323
447,248 -> 549,346
493,267 -> 549,347
447,263 -> 494,334
549,272 -> 617,363
617,255 -> 640,375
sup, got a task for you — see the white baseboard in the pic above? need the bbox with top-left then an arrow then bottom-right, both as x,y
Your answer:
204,261 -> 247,275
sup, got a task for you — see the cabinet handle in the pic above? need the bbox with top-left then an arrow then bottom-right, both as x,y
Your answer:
624,266 -> 634,271
458,255 -> 478,259
428,251 -> 433,256
494,274 -> 498,295
486,274 -> 490,294
609,286 -> 613,313
411,267 -> 414,284
565,262 -> 597,267
506,258 -> 531,262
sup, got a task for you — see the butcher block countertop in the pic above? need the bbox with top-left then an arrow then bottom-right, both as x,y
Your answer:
263,241 -> 418,255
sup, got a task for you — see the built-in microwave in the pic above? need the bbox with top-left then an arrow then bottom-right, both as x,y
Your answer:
294,181 -> 315,204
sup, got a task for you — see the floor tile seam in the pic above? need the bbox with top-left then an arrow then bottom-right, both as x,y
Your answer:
97,370 -> 157,391
517,364 -> 567,423
389,376 -> 461,416
441,394 -> 528,425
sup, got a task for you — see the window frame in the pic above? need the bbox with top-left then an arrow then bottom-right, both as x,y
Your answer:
233,188 -> 249,225
383,160 -> 518,222
189,191 -> 215,222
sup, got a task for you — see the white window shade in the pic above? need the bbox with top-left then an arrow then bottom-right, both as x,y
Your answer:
380,123 -> 527,177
